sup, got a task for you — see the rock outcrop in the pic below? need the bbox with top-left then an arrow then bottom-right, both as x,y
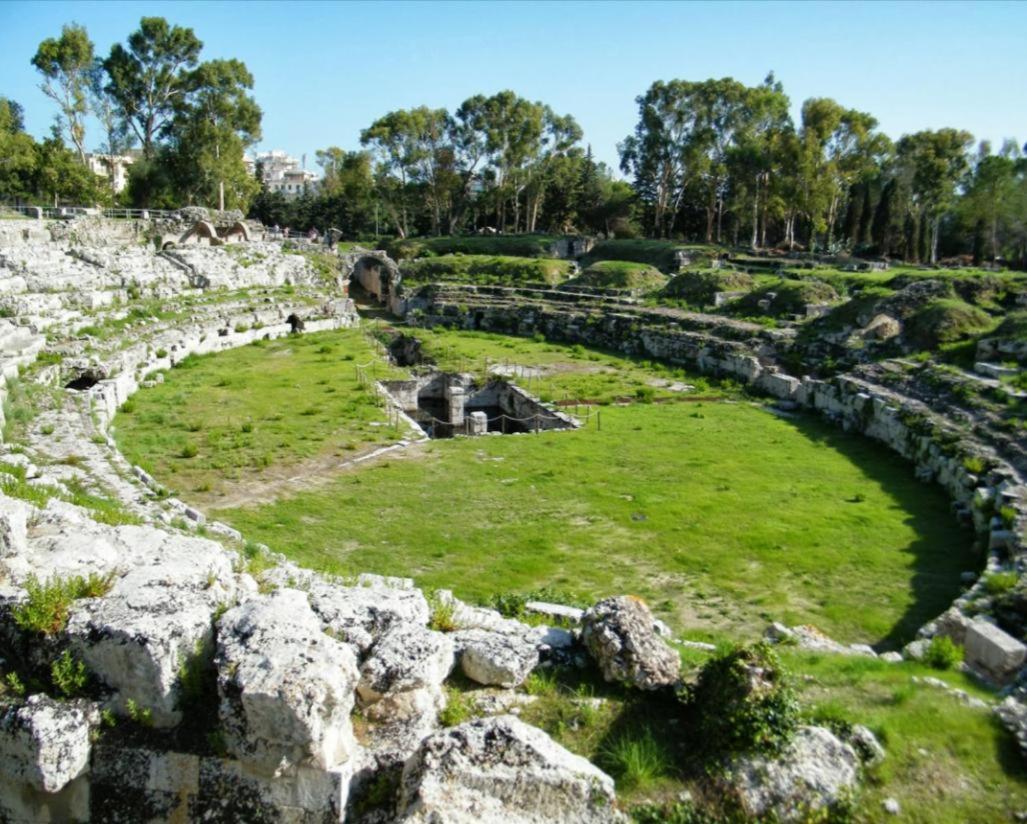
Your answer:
396,715 -> 622,823
581,595 -> 680,689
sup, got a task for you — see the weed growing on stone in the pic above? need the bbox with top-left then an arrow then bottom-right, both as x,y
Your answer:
13,572 -> 115,635
50,650 -> 88,698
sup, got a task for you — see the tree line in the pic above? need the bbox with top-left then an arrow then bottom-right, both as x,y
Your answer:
3,17 -> 1025,266
1,18 -> 260,210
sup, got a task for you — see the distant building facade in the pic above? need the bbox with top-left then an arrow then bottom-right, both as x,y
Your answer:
247,150 -> 319,199
85,152 -> 138,194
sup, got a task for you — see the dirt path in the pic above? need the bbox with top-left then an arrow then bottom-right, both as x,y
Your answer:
198,439 -> 429,511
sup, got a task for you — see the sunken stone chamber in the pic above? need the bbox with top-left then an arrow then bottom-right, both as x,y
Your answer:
380,372 -> 577,439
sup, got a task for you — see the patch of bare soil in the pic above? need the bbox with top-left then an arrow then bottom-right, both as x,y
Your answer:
197,440 -> 431,510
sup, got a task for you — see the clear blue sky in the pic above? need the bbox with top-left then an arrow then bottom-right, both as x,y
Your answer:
2,0 -> 1025,174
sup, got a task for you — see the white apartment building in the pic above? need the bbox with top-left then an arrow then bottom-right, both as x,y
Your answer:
247,150 -> 319,199
85,152 -> 138,194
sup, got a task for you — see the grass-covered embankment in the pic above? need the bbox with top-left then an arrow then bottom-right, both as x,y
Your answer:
400,254 -> 573,287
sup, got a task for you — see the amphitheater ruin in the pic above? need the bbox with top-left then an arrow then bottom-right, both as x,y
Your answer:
0,210 -> 1025,822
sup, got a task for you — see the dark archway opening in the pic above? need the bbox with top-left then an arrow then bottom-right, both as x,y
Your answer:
65,375 -> 99,391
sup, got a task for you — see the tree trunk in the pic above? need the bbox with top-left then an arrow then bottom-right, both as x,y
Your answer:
750,174 -> 760,250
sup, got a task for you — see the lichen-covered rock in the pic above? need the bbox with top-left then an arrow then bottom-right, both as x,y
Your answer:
216,589 -> 360,775
0,695 -> 95,792
62,527 -> 237,728
397,715 -> 622,823
455,629 -> 539,688
0,495 -> 28,559
358,623 -> 454,723
720,726 -> 859,821
581,596 -> 679,690
267,565 -> 430,653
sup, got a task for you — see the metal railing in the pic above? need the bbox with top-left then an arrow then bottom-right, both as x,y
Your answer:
1,204 -> 175,220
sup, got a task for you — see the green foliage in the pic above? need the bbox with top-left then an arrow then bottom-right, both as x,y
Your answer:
923,636 -> 963,670
599,728 -> 672,790
584,239 -> 686,271
176,639 -> 216,716
904,299 -> 995,350
689,642 -> 799,757
732,278 -> 840,319
402,254 -> 572,286
4,671 -> 27,697
13,572 -> 115,635
125,698 -> 154,727
985,571 -> 1020,596
50,650 -> 88,698
631,801 -> 725,824
662,269 -> 754,306
438,687 -> 473,727
427,592 -> 457,633
571,260 -> 667,292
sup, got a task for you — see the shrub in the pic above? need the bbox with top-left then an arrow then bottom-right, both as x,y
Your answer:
427,592 -> 457,632
923,635 -> 963,670
126,698 -> 153,727
179,443 -> 198,459
51,650 -> 88,698
155,348 -> 168,359
985,571 -> 1020,596
438,687 -> 472,727
120,400 -> 136,414
688,642 -> 799,757
13,573 -> 114,635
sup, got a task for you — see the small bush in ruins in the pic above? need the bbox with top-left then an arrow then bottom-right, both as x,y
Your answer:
687,642 -> 799,758
923,636 -> 963,670
13,572 -> 116,635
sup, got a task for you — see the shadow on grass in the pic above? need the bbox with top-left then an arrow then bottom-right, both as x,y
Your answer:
771,410 -> 979,651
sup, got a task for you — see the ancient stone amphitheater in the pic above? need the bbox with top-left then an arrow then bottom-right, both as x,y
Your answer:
0,213 -> 1024,822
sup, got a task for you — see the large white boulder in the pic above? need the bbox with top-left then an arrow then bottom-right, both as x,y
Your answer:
455,629 -> 539,688
0,695 -> 95,793
64,528 -> 237,728
216,589 -> 360,775
397,715 -> 622,823
358,622 -> 454,723
720,726 -> 860,821
965,620 -> 1027,681
581,596 -> 680,690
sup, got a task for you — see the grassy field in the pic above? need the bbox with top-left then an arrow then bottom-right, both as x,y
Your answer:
115,325 -> 976,646
212,397 -> 971,646
114,329 -> 405,506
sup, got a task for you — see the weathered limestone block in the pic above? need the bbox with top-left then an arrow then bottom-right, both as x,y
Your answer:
720,726 -> 860,821
0,695 -> 95,792
89,742 -> 354,822
965,620 -> 1027,681
267,566 -> 429,652
63,528 -> 237,728
216,589 -> 360,774
0,494 -> 28,558
89,744 -> 199,821
455,629 -> 540,688
358,622 -> 454,723
581,596 -> 680,690
397,715 -> 622,823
